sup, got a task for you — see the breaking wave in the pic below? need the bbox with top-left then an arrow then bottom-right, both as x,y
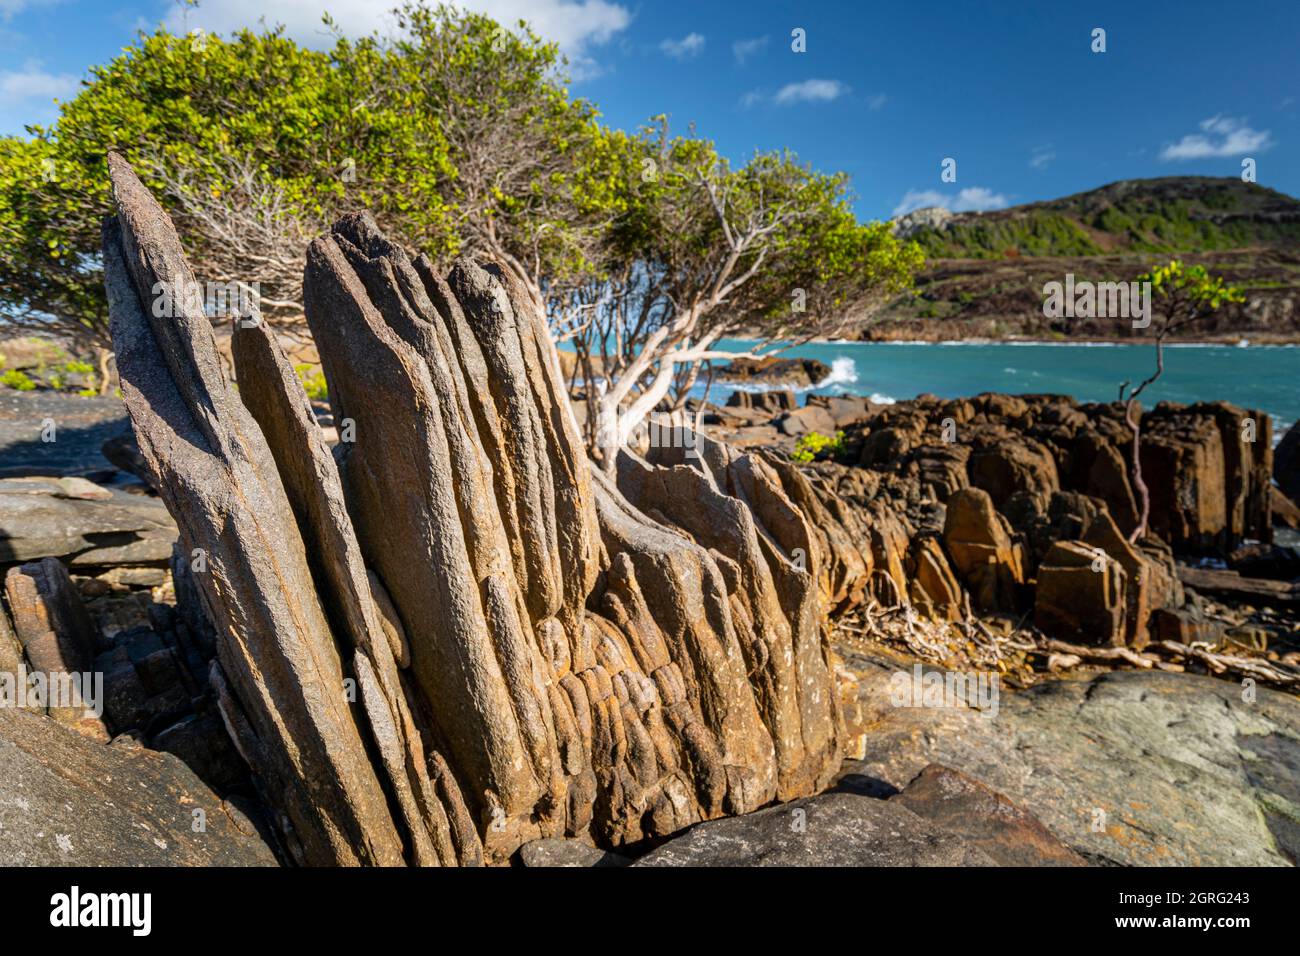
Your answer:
815,356 -> 859,388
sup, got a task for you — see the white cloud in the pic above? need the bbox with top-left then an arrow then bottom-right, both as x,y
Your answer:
1029,147 -> 1055,169
0,60 -> 77,105
892,187 -> 1009,217
732,35 -> 767,65
659,32 -> 704,60
773,78 -> 849,106
1,0 -> 64,22
1160,115 -> 1273,160
865,93 -> 887,111
164,0 -> 632,58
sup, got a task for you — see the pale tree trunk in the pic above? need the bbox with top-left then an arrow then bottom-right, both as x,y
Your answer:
1125,335 -> 1168,544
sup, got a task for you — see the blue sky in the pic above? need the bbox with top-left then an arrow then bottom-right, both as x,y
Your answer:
2,0 -> 1296,220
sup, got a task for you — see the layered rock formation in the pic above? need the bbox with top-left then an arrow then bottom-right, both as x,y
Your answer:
717,389 -> 1275,648
100,155 -> 843,865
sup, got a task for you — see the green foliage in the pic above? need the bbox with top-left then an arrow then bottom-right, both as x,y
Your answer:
1,369 -> 35,390
45,358 -> 96,392
913,211 -> 1102,259
1,0 -> 922,373
0,12 -> 458,344
295,363 -> 329,401
791,430 -> 846,463
1137,259 -> 1246,329
383,3 -> 609,286
592,117 -> 922,344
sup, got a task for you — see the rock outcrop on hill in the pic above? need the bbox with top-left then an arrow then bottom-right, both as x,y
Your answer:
99,154 -> 843,865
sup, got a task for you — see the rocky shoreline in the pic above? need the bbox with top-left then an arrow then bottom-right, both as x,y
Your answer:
1,158 -> 1297,868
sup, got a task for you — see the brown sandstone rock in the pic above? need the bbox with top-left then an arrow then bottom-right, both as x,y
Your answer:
724,389 -> 796,414
231,316 -> 475,867
859,426 -> 912,467
868,501 -> 912,606
1140,402 -> 1272,553
762,451 -> 872,615
968,437 -> 1059,509
104,153 -> 403,866
4,558 -> 105,737
1276,420 -> 1300,504
1081,435 -> 1139,535
1272,486 -> 1300,530
776,403 -> 837,438
807,394 -> 876,429
0,600 -> 24,689
907,535 -> 963,622
102,158 -> 843,865
1080,510 -> 1156,650
910,443 -> 970,502
942,487 -> 1024,612
719,356 -> 829,387
1034,541 -> 1127,646
629,431 -> 843,800
1153,607 -> 1222,646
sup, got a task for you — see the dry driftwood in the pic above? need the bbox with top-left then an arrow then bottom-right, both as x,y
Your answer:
1177,565 -> 1300,608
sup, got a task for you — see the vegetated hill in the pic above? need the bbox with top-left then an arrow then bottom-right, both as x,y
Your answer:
897,177 -> 1300,259
869,178 -> 1300,342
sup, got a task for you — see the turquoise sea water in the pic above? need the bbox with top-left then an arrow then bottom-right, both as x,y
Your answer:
708,341 -> 1300,436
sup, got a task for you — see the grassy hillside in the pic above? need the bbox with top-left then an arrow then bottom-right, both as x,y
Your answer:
869,177 -> 1300,342
903,177 -> 1300,259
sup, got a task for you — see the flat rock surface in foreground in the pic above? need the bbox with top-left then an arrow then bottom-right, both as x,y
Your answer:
841,651 -> 1300,866
0,707 -> 278,866
634,790 -> 997,866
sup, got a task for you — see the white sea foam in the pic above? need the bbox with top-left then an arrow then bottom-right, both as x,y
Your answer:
725,355 -> 860,395
816,356 -> 859,388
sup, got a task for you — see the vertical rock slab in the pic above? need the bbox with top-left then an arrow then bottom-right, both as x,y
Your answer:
907,535 -> 964,622
3,558 -> 103,735
441,259 -> 601,627
4,559 -> 95,676
1035,541 -> 1128,646
631,432 -> 842,799
102,154 -> 403,866
0,600 -> 25,690
303,223 -> 558,850
942,487 -> 1025,613
590,467 -> 777,816
1139,401 -> 1271,554
762,454 -> 873,616
232,319 -> 475,867
1081,509 -> 1155,650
